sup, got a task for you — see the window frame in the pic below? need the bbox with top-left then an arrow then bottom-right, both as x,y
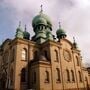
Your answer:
45,71 -> 49,83
66,69 -> 70,82
54,50 -> 59,62
21,48 -> 27,61
71,70 -> 75,82
56,68 -> 61,82
78,71 -> 82,82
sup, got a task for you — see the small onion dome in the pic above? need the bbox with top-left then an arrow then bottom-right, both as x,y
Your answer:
16,21 -> 23,32
15,24 -> 24,38
16,26 -> 23,32
56,28 -> 67,39
23,25 -> 30,40
23,31 -> 30,40
32,13 -> 52,29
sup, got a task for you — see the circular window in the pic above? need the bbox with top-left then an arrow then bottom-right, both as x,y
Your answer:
63,49 -> 71,61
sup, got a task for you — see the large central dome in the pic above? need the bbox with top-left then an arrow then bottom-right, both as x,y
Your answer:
31,6 -> 54,44
32,13 -> 52,29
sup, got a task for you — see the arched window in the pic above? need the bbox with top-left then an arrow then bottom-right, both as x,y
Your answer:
56,68 -> 61,82
66,69 -> 70,82
33,72 -> 36,84
22,48 -> 27,60
78,71 -> 82,82
45,71 -> 49,83
44,50 -> 48,60
55,50 -> 58,62
76,56 -> 80,66
71,70 -> 75,82
21,68 -> 26,82
85,77 -> 88,82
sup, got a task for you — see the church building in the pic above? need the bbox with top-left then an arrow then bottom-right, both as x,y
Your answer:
0,6 -> 90,90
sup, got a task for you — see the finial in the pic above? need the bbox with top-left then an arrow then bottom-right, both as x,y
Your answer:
73,37 -> 75,43
25,24 -> 27,31
40,4 -> 43,13
73,37 -> 78,49
19,21 -> 21,27
59,22 -> 61,28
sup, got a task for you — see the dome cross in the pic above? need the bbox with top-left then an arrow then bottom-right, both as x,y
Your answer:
73,37 -> 76,43
25,24 -> 27,32
40,4 -> 43,14
59,22 -> 61,28
19,21 -> 21,27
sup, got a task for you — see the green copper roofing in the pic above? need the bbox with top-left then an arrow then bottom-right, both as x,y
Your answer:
46,31 -> 53,40
23,25 -> 30,40
56,28 -> 66,38
15,22 -> 24,38
23,31 -> 30,40
32,13 -> 52,28
56,28 -> 66,35
56,22 -> 66,39
32,5 -> 52,28
35,30 -> 46,39
34,17 -> 47,26
31,6 -> 54,44
16,21 -> 23,31
15,28 -> 23,39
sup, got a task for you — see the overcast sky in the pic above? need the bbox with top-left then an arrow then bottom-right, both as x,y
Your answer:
0,0 -> 90,65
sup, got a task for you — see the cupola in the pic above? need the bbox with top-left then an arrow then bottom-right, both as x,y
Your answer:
56,22 -> 67,40
15,22 -> 24,39
32,5 -> 52,32
23,25 -> 30,40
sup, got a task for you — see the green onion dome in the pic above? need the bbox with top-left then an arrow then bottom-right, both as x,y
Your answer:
16,26 -> 23,32
56,28 -> 67,39
15,25 -> 24,39
32,13 -> 52,29
23,31 -> 30,40
34,16 -> 47,26
23,25 -> 30,40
